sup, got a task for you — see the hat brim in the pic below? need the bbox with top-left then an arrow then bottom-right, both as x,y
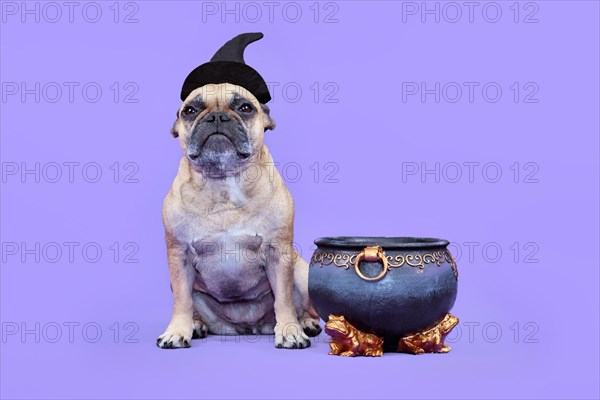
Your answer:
180,61 -> 271,103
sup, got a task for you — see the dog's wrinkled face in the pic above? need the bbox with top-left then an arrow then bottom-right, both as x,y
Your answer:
171,83 -> 275,177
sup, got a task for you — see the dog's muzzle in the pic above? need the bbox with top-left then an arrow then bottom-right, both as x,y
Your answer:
187,112 -> 253,165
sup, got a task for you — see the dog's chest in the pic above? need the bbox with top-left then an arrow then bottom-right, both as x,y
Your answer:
188,230 -> 270,302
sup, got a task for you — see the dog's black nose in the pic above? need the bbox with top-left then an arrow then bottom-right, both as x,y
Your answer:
188,152 -> 200,160
204,112 -> 230,123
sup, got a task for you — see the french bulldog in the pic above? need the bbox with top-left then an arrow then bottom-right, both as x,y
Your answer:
157,83 -> 321,349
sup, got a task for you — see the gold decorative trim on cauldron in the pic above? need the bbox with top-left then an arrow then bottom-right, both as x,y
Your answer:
311,249 -> 458,279
325,313 -> 459,357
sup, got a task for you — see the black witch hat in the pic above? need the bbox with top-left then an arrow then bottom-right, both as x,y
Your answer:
180,32 -> 271,103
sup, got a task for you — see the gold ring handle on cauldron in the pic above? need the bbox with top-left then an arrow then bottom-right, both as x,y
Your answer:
354,246 -> 388,281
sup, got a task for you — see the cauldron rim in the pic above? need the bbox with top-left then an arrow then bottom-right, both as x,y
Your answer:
314,236 -> 449,250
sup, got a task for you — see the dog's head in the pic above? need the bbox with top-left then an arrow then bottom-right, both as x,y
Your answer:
171,83 -> 275,177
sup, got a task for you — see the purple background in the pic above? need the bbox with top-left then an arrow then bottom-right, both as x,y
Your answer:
1,1 -> 599,399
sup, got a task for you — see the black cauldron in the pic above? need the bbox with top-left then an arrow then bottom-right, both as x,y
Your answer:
308,237 -> 458,346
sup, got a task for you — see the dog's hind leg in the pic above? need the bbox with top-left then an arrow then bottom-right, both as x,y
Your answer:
192,291 -> 240,336
298,310 -> 322,337
192,314 -> 209,339
293,252 -> 322,337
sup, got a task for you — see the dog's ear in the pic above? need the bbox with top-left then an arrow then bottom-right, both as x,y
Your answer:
260,104 -> 276,131
170,111 -> 179,138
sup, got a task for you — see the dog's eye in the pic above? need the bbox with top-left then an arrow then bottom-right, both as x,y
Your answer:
183,106 -> 197,116
239,103 -> 253,113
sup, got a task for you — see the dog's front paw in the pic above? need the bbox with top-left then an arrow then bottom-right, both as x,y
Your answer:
274,321 -> 311,349
300,312 -> 322,337
157,321 -> 193,349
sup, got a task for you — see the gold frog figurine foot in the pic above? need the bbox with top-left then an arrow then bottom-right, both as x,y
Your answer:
397,313 -> 459,354
325,315 -> 383,357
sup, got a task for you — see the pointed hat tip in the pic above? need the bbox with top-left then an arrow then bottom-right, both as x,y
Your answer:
210,32 -> 265,63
